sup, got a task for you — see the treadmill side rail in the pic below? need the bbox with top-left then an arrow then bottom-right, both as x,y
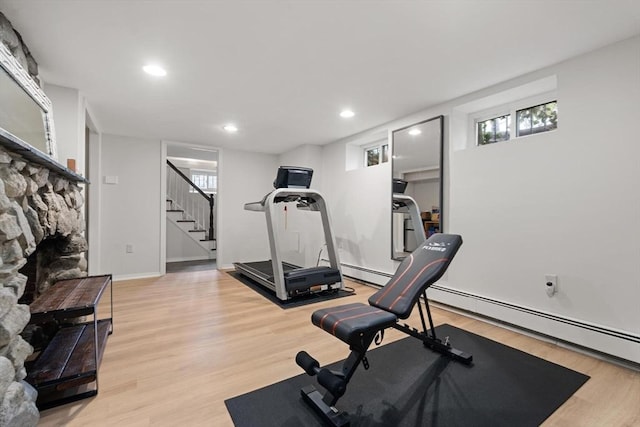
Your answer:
392,193 -> 426,249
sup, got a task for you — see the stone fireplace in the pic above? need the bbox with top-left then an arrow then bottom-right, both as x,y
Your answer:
1,12 -> 89,424
0,144 -> 87,425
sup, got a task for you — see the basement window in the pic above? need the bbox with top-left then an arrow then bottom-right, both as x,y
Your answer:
477,114 -> 511,145
474,97 -> 558,147
190,170 -> 217,193
451,75 -> 558,152
516,101 -> 558,137
345,130 -> 389,171
365,143 -> 389,167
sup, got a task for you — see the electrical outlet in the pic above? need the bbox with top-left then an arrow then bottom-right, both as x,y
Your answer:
545,274 -> 557,296
126,244 -> 134,253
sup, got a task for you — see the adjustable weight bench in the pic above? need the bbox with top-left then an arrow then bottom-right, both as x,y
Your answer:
295,233 -> 472,427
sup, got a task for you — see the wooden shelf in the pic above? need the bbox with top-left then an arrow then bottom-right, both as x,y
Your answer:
26,274 -> 113,409
30,275 -> 111,322
26,320 -> 111,388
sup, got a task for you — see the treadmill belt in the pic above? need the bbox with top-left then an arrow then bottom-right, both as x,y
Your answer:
240,260 -> 298,281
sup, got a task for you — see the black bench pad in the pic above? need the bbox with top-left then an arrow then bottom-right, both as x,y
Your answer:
311,303 -> 397,345
369,233 -> 463,319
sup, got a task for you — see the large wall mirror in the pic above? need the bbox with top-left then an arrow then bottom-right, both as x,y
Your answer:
391,115 -> 443,260
0,42 -> 57,159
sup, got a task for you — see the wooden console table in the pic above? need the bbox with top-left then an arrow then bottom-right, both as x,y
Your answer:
26,275 -> 113,409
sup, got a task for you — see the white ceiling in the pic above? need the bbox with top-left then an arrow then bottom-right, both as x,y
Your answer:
1,1 -> 638,154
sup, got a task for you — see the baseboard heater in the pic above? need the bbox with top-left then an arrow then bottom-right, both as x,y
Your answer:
336,261 -> 393,280
332,260 -> 640,348
429,284 -> 639,344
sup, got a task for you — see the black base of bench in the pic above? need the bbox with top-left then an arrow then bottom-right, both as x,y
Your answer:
301,385 -> 350,427
393,323 -> 473,365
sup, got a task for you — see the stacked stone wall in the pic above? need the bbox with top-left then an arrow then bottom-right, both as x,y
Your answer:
0,146 -> 87,426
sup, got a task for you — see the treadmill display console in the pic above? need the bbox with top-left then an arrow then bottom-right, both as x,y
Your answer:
274,166 -> 313,189
393,178 -> 408,194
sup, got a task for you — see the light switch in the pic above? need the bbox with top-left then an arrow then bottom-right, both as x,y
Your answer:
104,176 -> 119,184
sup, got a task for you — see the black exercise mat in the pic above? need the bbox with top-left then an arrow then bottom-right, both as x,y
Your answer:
227,271 -> 355,309
225,324 -> 589,426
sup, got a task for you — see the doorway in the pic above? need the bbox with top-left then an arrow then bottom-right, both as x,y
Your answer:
163,142 -> 219,271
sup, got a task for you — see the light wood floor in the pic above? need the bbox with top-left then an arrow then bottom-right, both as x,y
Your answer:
38,269 -> 639,426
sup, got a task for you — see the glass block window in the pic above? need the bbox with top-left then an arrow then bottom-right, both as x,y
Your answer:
517,101 -> 558,137
477,115 -> 511,145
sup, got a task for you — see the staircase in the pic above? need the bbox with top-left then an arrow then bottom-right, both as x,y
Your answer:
166,160 -> 216,261
166,199 -> 216,251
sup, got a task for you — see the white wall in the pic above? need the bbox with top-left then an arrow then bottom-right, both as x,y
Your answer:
319,36 -> 640,362
408,180 -> 440,214
321,138 -> 397,281
216,148 -> 278,268
44,84 -> 85,174
441,35 -> 640,362
86,129 -> 102,274
98,134 -> 163,279
278,144 -> 324,177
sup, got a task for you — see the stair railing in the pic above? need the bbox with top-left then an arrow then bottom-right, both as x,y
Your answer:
166,160 -> 215,241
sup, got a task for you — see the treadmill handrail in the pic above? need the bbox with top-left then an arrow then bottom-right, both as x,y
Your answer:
244,201 -> 265,211
244,188 -> 323,212
392,193 -> 417,213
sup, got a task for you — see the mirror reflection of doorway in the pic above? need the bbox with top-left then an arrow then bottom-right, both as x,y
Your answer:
391,116 -> 443,260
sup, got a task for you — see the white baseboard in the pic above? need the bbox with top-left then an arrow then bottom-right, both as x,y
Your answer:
112,272 -> 163,281
166,255 -> 214,263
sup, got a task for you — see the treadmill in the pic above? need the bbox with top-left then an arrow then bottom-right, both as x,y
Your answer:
233,166 -> 343,301
392,178 -> 426,251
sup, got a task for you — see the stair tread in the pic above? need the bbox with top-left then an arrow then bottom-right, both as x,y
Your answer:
167,209 -> 184,212
176,220 -> 195,223
188,229 -> 206,232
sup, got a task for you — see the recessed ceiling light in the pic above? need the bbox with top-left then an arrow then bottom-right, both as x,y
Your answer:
223,124 -> 238,133
408,129 -> 422,136
340,109 -> 355,118
143,64 -> 167,77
